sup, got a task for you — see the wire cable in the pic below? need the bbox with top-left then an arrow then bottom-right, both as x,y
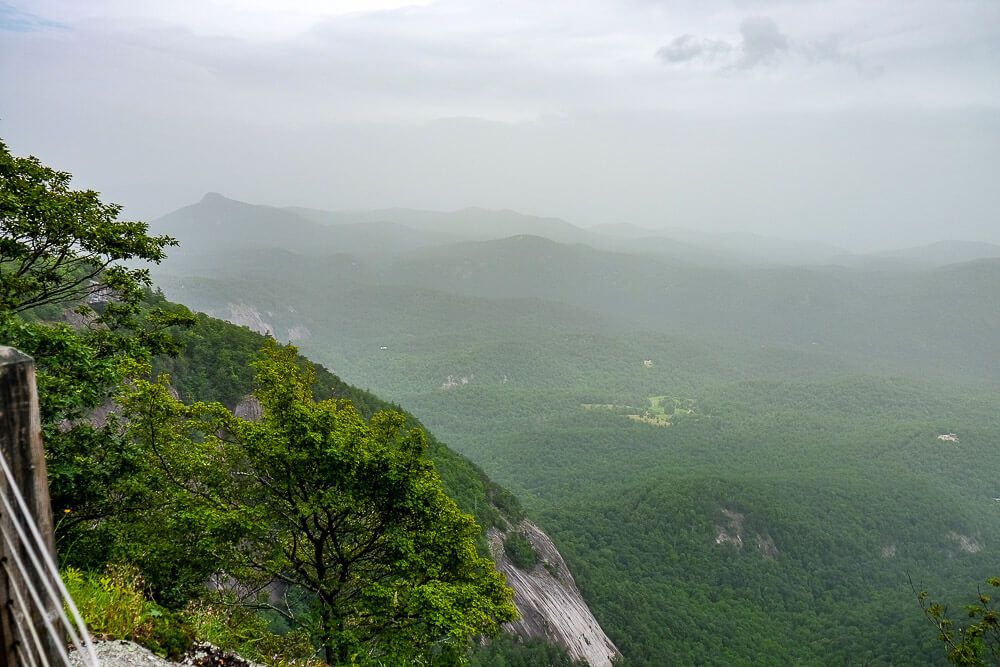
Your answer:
0,450 -> 99,667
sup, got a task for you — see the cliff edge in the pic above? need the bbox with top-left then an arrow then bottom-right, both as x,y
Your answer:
489,520 -> 621,667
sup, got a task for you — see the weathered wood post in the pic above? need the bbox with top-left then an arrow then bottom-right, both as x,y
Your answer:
0,347 -> 59,667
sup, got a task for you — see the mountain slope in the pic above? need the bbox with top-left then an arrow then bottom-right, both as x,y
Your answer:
379,236 -> 1000,381
149,294 -> 619,665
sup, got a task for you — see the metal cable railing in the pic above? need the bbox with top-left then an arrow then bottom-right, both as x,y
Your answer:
0,453 -> 99,667
0,346 -> 99,667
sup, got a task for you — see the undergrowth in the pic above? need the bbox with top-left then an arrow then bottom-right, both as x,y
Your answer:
62,566 -> 322,666
62,564 -> 193,659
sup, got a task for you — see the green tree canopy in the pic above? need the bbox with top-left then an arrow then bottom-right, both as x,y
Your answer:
118,340 -> 517,664
0,141 -> 516,662
0,138 -> 194,569
0,139 -> 175,313
919,578 -> 1000,666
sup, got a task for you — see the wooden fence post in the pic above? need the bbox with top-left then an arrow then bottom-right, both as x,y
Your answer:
0,347 -> 60,667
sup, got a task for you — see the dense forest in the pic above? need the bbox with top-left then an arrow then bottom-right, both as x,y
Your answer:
148,194 -> 1000,665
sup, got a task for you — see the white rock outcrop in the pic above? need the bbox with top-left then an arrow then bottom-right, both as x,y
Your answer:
232,394 -> 263,421
489,521 -> 621,667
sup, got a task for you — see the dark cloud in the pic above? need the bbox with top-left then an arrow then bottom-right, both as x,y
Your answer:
736,16 -> 788,68
656,34 -> 731,63
656,16 -> 789,69
656,15 -> 882,74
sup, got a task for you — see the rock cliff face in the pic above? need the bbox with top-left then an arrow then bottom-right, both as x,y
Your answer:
489,521 -> 621,667
233,395 -> 263,421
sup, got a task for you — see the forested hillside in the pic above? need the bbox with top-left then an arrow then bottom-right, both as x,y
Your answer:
148,296 -> 607,665
147,293 -> 525,537
150,194 -> 1000,665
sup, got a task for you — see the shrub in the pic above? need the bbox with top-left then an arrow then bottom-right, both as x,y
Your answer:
62,565 -> 194,659
504,531 -> 538,570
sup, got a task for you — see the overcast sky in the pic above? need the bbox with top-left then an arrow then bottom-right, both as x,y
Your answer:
2,0 -> 998,250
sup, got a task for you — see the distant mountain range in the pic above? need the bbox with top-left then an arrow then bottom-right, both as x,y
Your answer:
150,193 -> 1000,385
153,193 -> 1000,268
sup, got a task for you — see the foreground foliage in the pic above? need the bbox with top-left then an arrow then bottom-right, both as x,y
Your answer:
118,340 -> 517,663
919,578 -> 1000,666
0,140 -> 197,586
0,138 -> 175,314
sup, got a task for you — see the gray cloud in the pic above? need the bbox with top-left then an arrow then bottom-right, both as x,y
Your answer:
656,34 -> 731,63
654,15 -> 792,70
657,14 -> 882,73
736,16 -> 788,68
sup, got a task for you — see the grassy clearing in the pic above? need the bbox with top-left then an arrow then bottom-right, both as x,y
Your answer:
582,395 -> 697,427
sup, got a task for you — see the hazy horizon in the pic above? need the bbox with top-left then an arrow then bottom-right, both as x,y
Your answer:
2,0 -> 998,252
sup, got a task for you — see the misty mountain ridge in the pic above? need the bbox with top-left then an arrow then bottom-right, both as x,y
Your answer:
871,239 -> 1000,266
289,205 -> 590,245
155,194 -> 1000,270
150,194 -> 1000,385
153,192 -> 323,254
591,222 -> 849,265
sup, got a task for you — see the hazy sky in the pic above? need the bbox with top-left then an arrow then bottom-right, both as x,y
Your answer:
2,0 -> 998,250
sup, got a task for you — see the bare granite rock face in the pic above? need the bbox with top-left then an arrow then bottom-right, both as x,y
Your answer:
715,507 -> 780,560
489,521 -> 620,667
225,303 -> 273,336
286,324 -> 311,341
232,394 -> 263,421
70,640 -> 172,667
62,386 -> 181,432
